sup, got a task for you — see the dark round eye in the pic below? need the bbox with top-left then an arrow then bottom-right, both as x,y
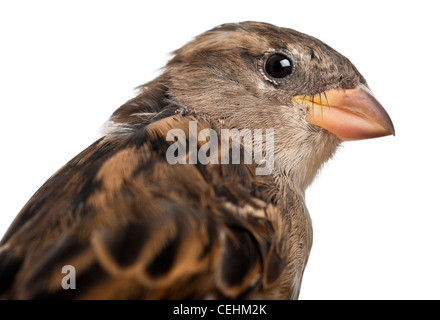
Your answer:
264,53 -> 294,79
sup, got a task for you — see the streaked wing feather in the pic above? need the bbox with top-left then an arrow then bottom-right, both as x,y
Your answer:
0,111 -> 286,299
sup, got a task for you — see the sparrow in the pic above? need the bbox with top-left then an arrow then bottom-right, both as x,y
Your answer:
0,21 -> 394,299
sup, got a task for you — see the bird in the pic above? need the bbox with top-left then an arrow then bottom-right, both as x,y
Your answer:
0,21 -> 394,300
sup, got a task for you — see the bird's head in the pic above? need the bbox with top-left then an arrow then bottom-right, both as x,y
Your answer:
116,22 -> 395,191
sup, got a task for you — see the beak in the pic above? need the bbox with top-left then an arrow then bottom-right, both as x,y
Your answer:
293,84 -> 395,141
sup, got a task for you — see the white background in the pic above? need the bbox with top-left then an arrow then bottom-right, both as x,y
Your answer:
0,0 -> 439,300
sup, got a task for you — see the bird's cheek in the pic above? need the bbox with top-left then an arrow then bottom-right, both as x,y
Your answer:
293,84 -> 395,141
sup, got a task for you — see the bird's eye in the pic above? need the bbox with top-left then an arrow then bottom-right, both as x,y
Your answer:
264,53 -> 294,79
